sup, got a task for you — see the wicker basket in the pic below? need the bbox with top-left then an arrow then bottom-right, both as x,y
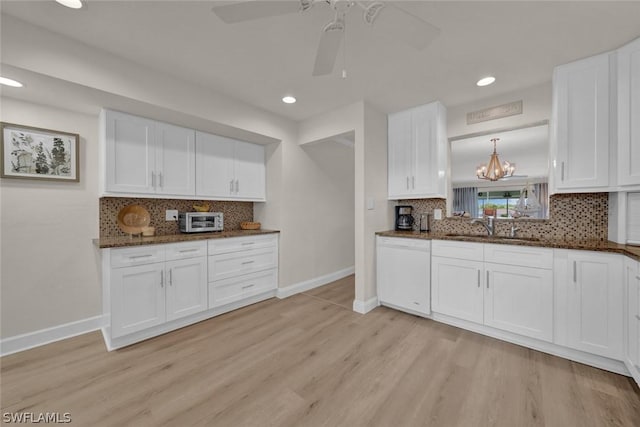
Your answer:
240,221 -> 261,230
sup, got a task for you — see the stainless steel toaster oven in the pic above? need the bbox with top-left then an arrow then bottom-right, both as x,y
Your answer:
178,212 -> 223,233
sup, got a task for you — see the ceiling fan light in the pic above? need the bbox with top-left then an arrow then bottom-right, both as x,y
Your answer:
55,0 -> 83,9
282,96 -> 296,104
477,76 -> 496,87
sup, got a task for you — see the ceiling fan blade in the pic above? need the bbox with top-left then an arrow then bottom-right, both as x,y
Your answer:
369,3 -> 440,50
312,22 -> 344,76
212,1 -> 303,24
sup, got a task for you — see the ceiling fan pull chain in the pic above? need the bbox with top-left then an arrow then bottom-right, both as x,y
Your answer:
342,12 -> 348,79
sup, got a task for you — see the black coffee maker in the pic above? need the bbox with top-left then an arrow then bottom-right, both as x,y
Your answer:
395,205 -> 414,231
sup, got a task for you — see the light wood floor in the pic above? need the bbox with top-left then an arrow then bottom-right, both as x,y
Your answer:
2,275 -> 639,426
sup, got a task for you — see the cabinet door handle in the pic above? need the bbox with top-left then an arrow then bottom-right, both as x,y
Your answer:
477,269 -> 481,288
179,248 -> 199,253
242,284 -> 255,290
241,242 -> 255,246
168,268 -> 172,286
573,261 -> 577,283
636,314 -> 640,321
230,180 -> 234,193
486,271 -> 490,289
151,172 -> 156,188
561,162 -> 565,181
406,176 -> 409,190
235,179 -> 240,194
129,254 -> 152,260
160,270 -> 164,288
636,275 -> 640,281
242,260 -> 255,265
412,176 -> 415,189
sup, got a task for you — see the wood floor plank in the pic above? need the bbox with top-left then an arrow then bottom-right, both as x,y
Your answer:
1,275 -> 639,426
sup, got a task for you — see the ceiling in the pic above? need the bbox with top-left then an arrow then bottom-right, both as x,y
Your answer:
1,1 -> 640,122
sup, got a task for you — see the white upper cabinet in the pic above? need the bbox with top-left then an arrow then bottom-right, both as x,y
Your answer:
104,110 -> 157,194
388,101 -> 447,199
196,131 -> 266,201
155,122 -> 196,196
551,52 -> 611,192
103,110 -> 195,197
617,37 -> 640,188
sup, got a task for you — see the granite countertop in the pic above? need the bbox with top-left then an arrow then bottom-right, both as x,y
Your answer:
376,230 -> 640,262
94,229 -> 280,249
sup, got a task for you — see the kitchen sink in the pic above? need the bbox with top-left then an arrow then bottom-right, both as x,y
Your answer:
444,233 -> 541,243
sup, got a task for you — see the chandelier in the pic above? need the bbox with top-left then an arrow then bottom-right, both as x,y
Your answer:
476,138 -> 515,181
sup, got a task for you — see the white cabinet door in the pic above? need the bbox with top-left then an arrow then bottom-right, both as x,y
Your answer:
388,102 -> 448,199
618,37 -> 640,187
156,123 -> 195,196
165,257 -> 207,322
412,102 -> 447,198
234,140 -> 265,200
377,238 -> 430,316
552,52 -> 610,191
484,262 -> 553,342
387,109 -> 413,199
111,263 -> 165,338
566,251 -> 623,359
431,256 -> 484,324
195,131 -> 235,198
624,257 -> 640,378
105,110 -> 156,194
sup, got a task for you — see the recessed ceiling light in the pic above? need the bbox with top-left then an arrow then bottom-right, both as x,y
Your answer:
0,77 -> 24,88
282,96 -> 296,104
477,76 -> 496,87
55,0 -> 83,9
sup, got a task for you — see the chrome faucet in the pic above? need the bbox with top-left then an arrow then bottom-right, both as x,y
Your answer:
471,217 -> 496,236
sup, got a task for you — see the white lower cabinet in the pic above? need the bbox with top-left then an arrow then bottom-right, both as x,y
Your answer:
484,262 -> 553,342
431,256 -> 483,323
376,237 -> 430,316
208,235 -> 278,308
561,250 -> 623,360
431,240 -> 553,343
110,242 -> 207,339
111,263 -> 166,338
624,256 -> 640,382
165,257 -> 207,322
104,235 -> 278,349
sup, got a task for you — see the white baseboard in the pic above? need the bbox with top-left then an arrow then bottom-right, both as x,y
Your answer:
276,266 -> 354,299
0,315 -> 105,357
353,297 -> 379,314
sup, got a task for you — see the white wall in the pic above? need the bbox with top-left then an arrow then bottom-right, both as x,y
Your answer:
0,98 -> 101,338
447,82 -> 552,138
0,15 -> 370,341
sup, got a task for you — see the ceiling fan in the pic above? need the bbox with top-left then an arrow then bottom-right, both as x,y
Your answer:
212,0 -> 440,76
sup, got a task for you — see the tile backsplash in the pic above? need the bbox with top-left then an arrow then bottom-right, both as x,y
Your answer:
400,193 -> 608,241
100,197 -> 253,237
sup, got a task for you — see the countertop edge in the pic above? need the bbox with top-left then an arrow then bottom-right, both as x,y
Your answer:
94,229 -> 280,249
376,230 -> 640,262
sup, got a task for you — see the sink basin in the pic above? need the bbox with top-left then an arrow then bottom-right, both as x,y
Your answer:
444,233 -> 540,242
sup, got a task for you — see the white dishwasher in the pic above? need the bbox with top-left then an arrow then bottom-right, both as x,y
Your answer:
376,236 -> 431,317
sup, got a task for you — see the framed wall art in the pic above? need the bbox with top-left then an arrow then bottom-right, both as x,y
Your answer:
1,122 -> 80,182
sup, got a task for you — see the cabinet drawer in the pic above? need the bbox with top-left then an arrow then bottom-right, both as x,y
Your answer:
165,241 -> 207,261
111,245 -> 164,268
208,247 -> 277,282
209,268 -> 277,308
484,244 -> 553,269
432,240 -> 483,261
208,234 -> 277,255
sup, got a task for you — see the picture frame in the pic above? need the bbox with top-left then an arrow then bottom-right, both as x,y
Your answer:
1,122 -> 80,182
